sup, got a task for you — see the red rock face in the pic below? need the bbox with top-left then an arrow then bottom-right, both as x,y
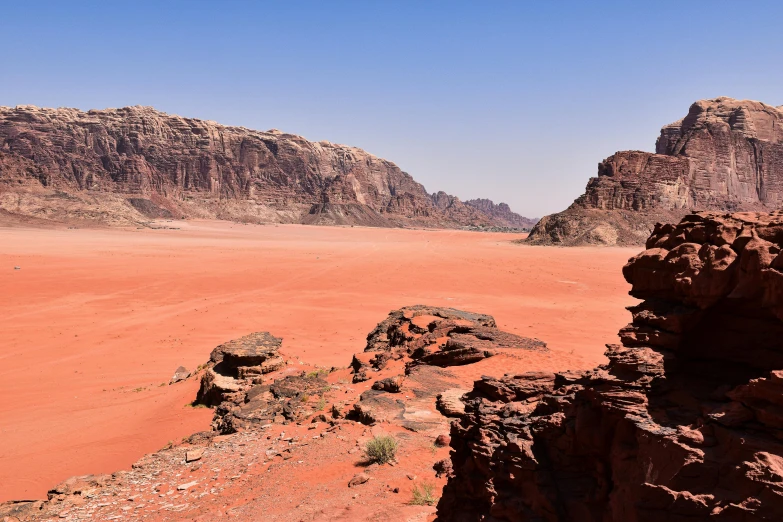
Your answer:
528,98 -> 783,245
0,105 -> 510,228
438,211 -> 783,521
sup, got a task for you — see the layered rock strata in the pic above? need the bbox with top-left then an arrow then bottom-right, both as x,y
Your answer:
348,305 -> 548,433
0,105 -> 534,228
438,211 -> 783,521
195,332 -> 284,407
351,305 -> 547,383
193,332 -> 335,433
528,98 -> 783,245
464,198 -> 539,230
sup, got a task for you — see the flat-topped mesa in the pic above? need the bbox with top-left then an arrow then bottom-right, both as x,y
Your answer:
0,105 -> 535,228
527,97 -> 783,246
437,211 -> 783,521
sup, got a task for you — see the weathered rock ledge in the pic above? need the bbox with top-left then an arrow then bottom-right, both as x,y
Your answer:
438,211 -> 783,521
0,304 -> 547,521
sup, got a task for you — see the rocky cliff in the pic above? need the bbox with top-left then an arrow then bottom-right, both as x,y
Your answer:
527,97 -> 783,245
438,211 -> 783,521
0,105 -> 529,228
464,198 -> 539,230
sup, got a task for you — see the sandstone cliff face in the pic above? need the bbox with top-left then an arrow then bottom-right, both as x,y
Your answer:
464,198 -> 539,230
528,98 -> 783,245
0,105 -> 511,228
438,211 -> 783,521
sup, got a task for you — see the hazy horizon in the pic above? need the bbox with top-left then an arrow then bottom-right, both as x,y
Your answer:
2,1 -> 782,217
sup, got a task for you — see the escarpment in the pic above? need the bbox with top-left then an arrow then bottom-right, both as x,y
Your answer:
0,105 -> 532,228
438,211 -> 783,521
528,97 -> 783,245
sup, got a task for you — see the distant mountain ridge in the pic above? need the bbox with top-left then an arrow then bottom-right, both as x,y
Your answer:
527,97 -> 783,245
0,105 -> 533,229
464,198 -> 538,230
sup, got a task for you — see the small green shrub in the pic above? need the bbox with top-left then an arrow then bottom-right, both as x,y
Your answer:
365,435 -> 398,464
306,369 -> 329,379
315,396 -> 327,411
410,481 -> 438,506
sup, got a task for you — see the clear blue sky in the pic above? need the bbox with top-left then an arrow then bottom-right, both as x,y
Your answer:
2,1 -> 781,218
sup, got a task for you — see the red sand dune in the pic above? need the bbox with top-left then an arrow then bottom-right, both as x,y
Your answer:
0,221 -> 638,501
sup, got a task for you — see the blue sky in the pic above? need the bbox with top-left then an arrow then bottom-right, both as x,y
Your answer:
2,1 -> 781,217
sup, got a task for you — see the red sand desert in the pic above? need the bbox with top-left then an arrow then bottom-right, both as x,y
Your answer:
0,221 -> 638,502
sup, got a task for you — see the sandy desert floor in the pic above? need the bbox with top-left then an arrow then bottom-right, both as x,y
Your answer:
0,221 -> 639,502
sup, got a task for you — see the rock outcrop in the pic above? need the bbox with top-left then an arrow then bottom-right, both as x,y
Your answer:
527,98 -> 783,246
464,198 -> 539,230
0,303 -> 553,520
348,305 -> 548,433
193,332 -> 335,433
352,305 -> 547,382
195,332 -> 284,407
0,105 -> 528,228
438,211 -> 783,521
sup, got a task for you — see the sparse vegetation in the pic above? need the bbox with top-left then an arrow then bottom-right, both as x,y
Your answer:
184,401 -> 208,409
306,369 -> 329,379
365,435 -> 398,464
410,481 -> 438,506
315,396 -> 327,411
300,394 -> 310,403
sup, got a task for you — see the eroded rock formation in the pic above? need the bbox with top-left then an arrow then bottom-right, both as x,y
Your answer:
196,332 -> 285,407
528,98 -> 783,246
0,300 -> 553,520
351,305 -> 547,383
0,105 -> 532,228
193,332 -> 335,434
438,211 -> 783,521
464,198 -> 539,230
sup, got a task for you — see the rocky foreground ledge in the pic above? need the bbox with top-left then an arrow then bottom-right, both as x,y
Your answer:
438,211 -> 783,521
0,306 -> 546,521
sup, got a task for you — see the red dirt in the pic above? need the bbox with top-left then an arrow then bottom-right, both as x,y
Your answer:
0,220 -> 638,502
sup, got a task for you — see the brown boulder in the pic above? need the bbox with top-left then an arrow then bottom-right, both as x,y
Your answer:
170,365 -> 189,384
